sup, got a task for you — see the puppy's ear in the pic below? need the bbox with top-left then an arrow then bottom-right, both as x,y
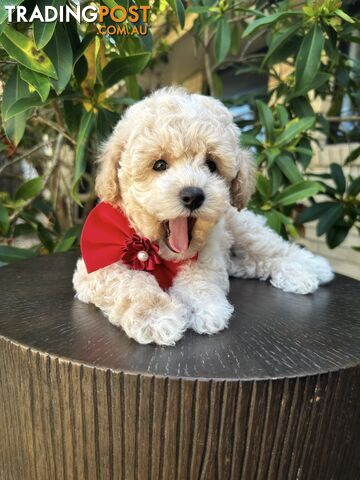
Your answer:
230,149 -> 256,209
95,127 -> 124,205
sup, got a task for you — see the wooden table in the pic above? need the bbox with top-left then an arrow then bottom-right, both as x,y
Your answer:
0,251 -> 359,480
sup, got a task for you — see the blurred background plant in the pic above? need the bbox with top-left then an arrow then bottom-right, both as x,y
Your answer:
0,0 -> 359,273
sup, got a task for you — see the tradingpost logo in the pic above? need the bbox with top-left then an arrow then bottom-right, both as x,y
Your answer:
4,3 -> 151,36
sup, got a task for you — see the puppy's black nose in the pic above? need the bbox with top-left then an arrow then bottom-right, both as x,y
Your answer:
180,187 -> 205,210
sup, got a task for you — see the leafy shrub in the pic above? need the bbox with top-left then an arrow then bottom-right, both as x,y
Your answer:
0,0 -> 359,263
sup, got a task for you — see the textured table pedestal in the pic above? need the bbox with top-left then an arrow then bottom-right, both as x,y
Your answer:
0,252 -> 359,480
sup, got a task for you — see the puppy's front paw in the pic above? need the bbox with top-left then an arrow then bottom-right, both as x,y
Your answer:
110,291 -> 188,346
190,295 -> 234,335
270,261 -> 319,295
305,254 -> 334,285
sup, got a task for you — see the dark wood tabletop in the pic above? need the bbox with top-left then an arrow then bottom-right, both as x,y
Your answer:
0,251 -> 359,381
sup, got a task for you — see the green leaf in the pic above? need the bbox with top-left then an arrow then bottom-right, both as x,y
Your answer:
97,108 -> 120,141
345,146 -> 360,165
103,53 -> 151,89
71,110 -> 96,204
214,18 -> 231,64
103,97 -> 137,107
290,97 -> 314,118
262,24 -> 300,66
348,176 -> 360,197
276,154 -> 303,184
186,6 -> 212,14
0,25 -> 58,79
73,32 -> 97,65
265,148 -> 280,167
1,67 -> 29,145
274,181 -> 323,206
240,133 -> 262,147
0,0 -> 24,24
316,203 -> 344,236
297,202 -> 335,224
242,11 -> 301,37
18,65 -> 51,102
290,72 -> 330,99
334,9 -> 355,24
275,117 -> 315,148
295,23 -> 324,91
37,223 -> 54,252
33,0 -> 66,49
0,202 -> 9,234
54,235 -> 76,253
63,100 -> 83,136
326,225 -> 351,249
44,24 -> 73,94
276,105 -> 289,128
264,210 -> 281,233
256,100 -> 274,142
4,93 -> 45,120
269,165 -> 284,196
14,177 -> 44,201
256,174 -> 271,200
330,163 -> 346,195
167,0 -> 185,28
0,246 -> 36,263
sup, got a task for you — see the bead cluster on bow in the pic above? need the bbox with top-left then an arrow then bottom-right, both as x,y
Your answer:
120,234 -> 162,271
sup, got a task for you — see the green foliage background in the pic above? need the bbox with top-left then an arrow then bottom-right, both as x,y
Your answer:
0,0 -> 359,263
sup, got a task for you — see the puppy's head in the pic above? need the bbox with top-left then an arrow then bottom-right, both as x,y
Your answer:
96,87 -> 255,260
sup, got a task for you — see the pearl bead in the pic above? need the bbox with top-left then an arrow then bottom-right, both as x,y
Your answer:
137,250 -> 149,262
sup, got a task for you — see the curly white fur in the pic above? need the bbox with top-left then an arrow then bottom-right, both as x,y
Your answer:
73,87 -> 334,346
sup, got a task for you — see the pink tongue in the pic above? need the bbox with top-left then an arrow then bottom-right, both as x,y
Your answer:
168,217 -> 189,253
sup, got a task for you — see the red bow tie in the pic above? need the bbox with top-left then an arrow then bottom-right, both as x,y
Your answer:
80,202 -> 197,290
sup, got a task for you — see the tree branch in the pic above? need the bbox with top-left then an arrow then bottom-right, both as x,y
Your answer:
325,115 -> 360,123
33,117 -> 76,145
0,140 -> 57,176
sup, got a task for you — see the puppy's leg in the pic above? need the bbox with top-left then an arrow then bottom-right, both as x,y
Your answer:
227,207 -> 334,295
170,228 -> 234,335
73,259 -> 188,345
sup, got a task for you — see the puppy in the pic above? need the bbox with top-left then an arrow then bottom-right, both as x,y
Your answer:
73,87 -> 333,345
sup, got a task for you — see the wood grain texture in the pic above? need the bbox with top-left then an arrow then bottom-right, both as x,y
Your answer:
0,252 -> 360,479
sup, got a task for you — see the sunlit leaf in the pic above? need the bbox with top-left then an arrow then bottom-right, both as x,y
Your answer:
167,0 -> 185,28
14,177 -> 44,201
275,117 -> 315,148
1,25 -> 58,79
214,18 -> 231,64
33,0 -> 66,49
1,66 -> 29,145
19,65 -> 51,102
242,11 -> 301,37
295,23 -> 324,92
276,154 -> 303,184
274,181 -> 323,206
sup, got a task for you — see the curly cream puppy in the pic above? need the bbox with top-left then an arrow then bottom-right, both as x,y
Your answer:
73,87 -> 333,345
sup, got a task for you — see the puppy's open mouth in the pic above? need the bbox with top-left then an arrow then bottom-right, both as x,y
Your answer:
163,217 -> 196,253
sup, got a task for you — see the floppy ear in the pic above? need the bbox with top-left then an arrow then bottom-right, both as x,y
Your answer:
230,149 -> 256,210
95,124 -> 124,205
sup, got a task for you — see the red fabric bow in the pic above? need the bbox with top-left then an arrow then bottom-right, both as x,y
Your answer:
80,202 -> 197,290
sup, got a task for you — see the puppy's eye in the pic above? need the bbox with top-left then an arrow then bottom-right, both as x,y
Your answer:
206,159 -> 217,173
153,160 -> 168,172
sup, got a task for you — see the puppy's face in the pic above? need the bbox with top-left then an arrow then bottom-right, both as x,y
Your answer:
96,88 -> 254,260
